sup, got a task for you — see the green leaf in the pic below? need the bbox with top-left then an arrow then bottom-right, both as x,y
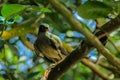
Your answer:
0,77 -> 4,80
27,71 -> 40,79
46,13 -> 72,32
0,52 -> 4,59
12,56 -> 18,63
5,15 -> 21,25
39,8 -> 51,13
103,1 -> 120,14
14,15 -> 21,22
1,4 -> 26,19
77,1 -> 113,19
5,45 -> 14,62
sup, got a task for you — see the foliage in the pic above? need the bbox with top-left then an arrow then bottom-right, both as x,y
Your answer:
1,4 -> 26,19
0,0 -> 120,80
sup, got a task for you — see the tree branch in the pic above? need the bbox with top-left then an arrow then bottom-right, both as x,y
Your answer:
41,0 -> 120,80
20,36 -> 34,50
81,58 -> 113,80
47,0 -> 120,69
99,62 -> 120,75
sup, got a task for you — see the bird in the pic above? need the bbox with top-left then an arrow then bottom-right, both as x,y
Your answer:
34,23 -> 68,63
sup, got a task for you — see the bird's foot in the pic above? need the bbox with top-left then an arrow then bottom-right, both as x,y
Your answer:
43,64 -> 55,78
43,61 -> 62,79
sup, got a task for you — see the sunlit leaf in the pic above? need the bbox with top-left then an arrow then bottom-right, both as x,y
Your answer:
66,30 -> 73,37
0,77 -> 4,80
4,45 -> 13,62
96,18 -> 107,27
39,8 -> 51,13
1,4 -> 26,19
77,1 -> 113,19
14,15 -> 21,22
12,56 -> 18,63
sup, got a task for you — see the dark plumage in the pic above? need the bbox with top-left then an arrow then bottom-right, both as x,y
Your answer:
34,23 -> 68,63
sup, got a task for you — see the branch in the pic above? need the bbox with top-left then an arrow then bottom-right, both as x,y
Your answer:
42,36 -> 114,80
107,36 -> 120,54
81,58 -> 113,80
99,62 -> 120,75
20,36 -> 34,50
41,0 -> 120,80
47,0 -> 120,69
42,44 -> 92,80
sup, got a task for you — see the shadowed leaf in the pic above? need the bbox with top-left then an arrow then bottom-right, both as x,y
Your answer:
77,1 -> 113,19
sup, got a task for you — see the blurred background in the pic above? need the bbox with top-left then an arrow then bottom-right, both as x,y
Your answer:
0,0 -> 120,80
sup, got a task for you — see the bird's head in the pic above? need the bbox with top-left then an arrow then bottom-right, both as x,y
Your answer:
38,23 -> 50,33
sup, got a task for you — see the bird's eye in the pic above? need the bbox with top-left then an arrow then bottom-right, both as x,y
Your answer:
40,25 -> 44,28
40,25 -> 45,29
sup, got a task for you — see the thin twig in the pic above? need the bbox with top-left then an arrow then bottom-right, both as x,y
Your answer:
20,36 -> 34,50
81,58 -> 113,80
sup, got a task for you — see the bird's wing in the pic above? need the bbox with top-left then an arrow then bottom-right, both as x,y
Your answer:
58,46 -> 68,55
34,42 -> 44,57
47,33 -> 68,55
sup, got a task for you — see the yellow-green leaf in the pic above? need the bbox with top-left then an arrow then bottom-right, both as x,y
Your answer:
1,4 -> 26,19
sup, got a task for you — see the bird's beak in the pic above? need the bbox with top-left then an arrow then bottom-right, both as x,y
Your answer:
46,28 -> 50,32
